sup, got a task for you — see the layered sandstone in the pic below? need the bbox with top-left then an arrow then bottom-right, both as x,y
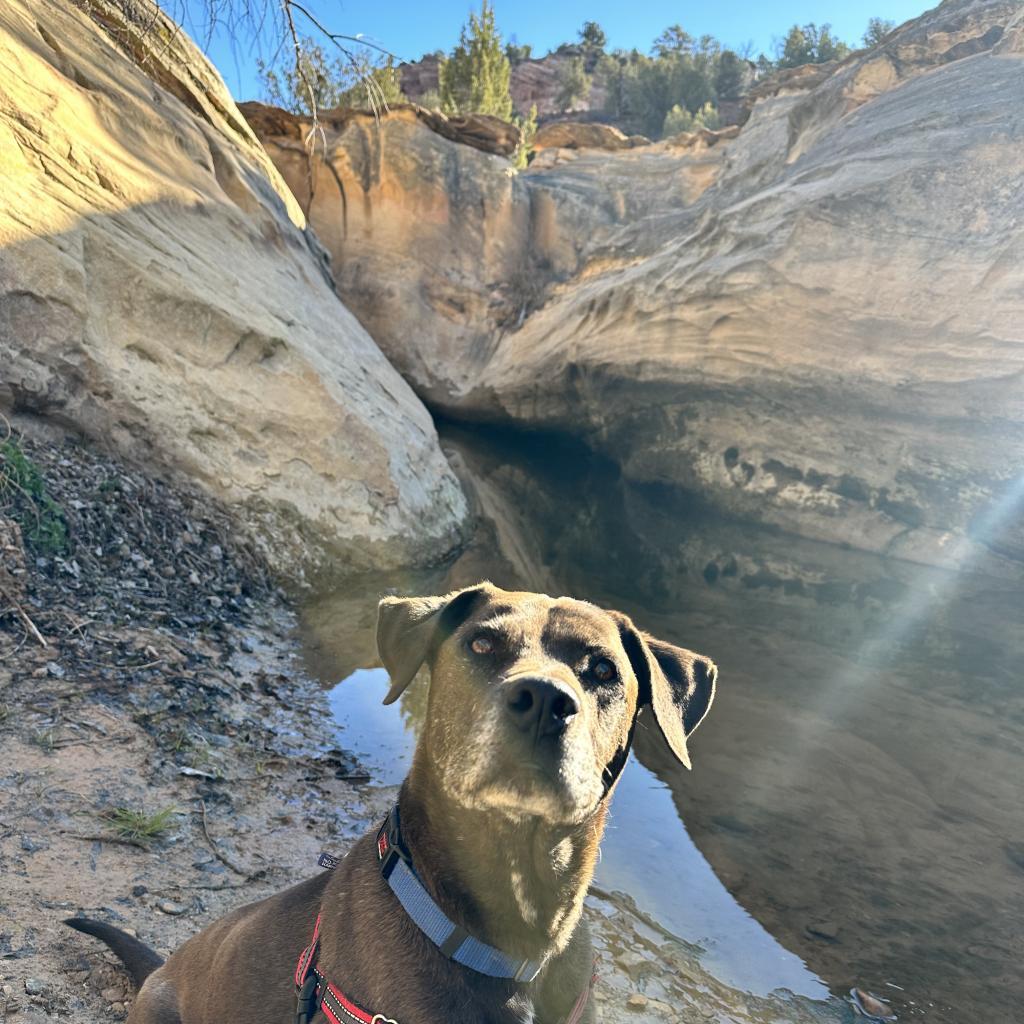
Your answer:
0,0 -> 468,583
250,0 -> 1024,579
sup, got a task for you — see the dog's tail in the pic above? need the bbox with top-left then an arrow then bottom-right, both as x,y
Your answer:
64,917 -> 165,989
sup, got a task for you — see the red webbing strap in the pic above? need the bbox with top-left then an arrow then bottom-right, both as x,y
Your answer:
312,968 -> 378,1024
294,913 -> 322,986
295,911 -> 595,1024
563,961 -> 599,1024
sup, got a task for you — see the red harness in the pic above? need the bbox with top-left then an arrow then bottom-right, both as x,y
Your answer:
293,912 -> 597,1024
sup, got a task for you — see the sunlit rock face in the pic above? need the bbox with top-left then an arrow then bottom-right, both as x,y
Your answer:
0,0 -> 467,583
249,0 -> 1024,579
245,106 -> 729,408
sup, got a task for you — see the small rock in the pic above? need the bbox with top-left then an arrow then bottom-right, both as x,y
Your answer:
131,885 -> 147,898
101,987 -> 122,1002
851,987 -> 897,1021
805,919 -> 841,941
24,978 -> 46,996
208,595 -> 222,609
156,900 -> 188,916
626,994 -> 648,1011
45,661 -> 65,679
615,949 -> 652,981
240,636 -> 256,653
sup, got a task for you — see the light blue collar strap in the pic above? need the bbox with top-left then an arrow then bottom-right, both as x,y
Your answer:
376,806 -> 545,982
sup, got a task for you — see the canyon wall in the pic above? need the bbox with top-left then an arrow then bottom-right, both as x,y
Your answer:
249,0 -> 1024,581
0,0 -> 469,583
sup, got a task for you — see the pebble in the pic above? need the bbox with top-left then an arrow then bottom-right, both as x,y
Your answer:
615,949 -> 652,981
805,918 -> 840,941
157,899 -> 188,916
45,661 -> 65,679
101,987 -> 122,1002
626,994 -> 648,1011
24,977 -> 46,995
131,885 -> 148,897
851,987 -> 897,1021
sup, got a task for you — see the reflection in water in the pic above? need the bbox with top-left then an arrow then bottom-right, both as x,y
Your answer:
599,754 -> 830,1000
302,424 -> 1024,1024
326,666 -> 829,1001
326,668 -> 411,786
812,469 -> 1024,710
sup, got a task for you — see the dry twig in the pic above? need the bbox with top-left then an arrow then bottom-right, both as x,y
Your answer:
197,798 -> 251,876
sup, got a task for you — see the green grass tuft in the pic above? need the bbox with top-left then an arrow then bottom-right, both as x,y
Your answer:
101,805 -> 179,845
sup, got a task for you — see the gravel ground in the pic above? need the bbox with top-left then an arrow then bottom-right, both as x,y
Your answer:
0,427 -> 392,1023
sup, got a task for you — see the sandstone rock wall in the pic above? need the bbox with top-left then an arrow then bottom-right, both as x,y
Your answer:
0,0 -> 468,583
250,0 -> 1024,581
245,105 -> 731,407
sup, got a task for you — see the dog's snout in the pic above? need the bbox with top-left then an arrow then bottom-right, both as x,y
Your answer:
506,677 -> 580,738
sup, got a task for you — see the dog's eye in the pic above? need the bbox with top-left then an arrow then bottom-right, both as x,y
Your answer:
469,634 -> 495,655
591,658 -> 617,682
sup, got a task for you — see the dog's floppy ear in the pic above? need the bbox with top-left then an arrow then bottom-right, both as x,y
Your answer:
376,583 -> 491,704
615,614 -> 717,770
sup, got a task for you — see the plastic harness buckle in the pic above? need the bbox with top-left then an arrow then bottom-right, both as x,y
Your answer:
294,973 -> 318,1024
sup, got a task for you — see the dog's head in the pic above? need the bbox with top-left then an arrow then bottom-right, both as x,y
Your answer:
376,582 -> 716,825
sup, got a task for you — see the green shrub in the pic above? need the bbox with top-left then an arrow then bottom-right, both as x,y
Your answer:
0,440 -> 68,555
513,103 -> 537,169
662,101 -> 720,136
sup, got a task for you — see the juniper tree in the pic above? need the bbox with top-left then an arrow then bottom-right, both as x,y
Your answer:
556,57 -> 592,112
438,0 -> 513,120
863,17 -> 896,48
777,23 -> 850,68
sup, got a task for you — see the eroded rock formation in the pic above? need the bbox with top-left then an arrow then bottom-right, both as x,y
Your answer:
0,0 -> 468,582
249,0 -> 1024,580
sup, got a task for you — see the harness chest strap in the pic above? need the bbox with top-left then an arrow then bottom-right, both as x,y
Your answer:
294,913 -> 597,1024
294,804 -> 598,1023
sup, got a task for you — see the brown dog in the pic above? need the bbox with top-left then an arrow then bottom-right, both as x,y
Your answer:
67,583 -> 717,1023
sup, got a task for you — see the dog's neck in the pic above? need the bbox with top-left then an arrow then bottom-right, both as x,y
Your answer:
396,770 -> 606,961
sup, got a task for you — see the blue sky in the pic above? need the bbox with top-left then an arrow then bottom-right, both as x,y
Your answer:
183,0 -> 932,101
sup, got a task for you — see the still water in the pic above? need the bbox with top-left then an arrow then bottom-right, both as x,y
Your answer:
301,425 -> 1024,1024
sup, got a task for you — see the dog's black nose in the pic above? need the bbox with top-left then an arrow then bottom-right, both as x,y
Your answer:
506,678 -> 580,738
